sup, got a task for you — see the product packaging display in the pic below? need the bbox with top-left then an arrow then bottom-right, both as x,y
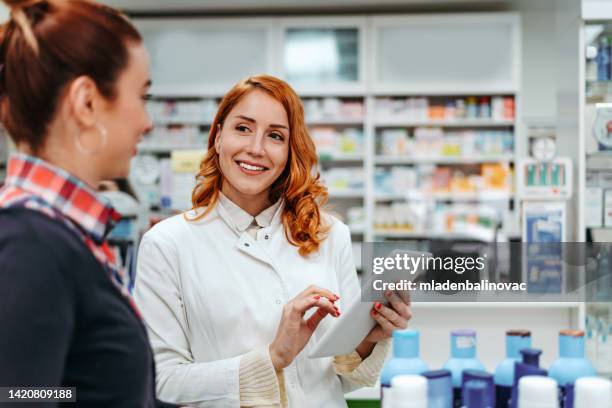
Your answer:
548,330 -> 597,407
321,167 -> 364,195
382,332 -> 606,408
303,97 -> 364,122
510,349 -> 547,408
389,375 -> 428,408
312,127 -> 364,156
442,330 -> 486,406
423,370 -> 453,408
462,379 -> 488,408
374,96 -> 515,122
146,98 -> 219,124
462,370 -> 495,408
517,376 -> 559,408
377,127 -> 514,159
380,329 -> 429,407
494,330 -> 532,408
573,377 -> 612,408
516,158 -> 573,200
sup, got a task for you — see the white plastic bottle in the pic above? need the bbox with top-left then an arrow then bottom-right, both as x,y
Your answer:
390,374 -> 428,408
574,377 -> 612,408
517,376 -> 559,408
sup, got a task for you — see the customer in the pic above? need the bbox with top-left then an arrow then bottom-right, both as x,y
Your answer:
0,1 -> 174,406
134,75 -> 412,407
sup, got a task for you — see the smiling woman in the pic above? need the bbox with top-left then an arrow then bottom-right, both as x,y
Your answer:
193,75 -> 330,255
134,75 -> 412,408
0,1 -> 176,407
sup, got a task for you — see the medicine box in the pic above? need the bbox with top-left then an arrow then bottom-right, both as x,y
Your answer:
585,187 -> 603,228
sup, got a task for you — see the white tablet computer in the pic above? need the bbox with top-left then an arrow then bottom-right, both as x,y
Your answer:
308,249 -> 429,358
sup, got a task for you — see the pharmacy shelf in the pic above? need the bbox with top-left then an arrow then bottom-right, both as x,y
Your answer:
586,152 -> 612,170
371,86 -> 517,97
138,145 -> 206,154
318,153 -> 364,162
328,190 -> 365,199
372,229 -> 498,241
373,119 -> 515,128
374,191 -> 513,202
374,154 -> 514,165
348,225 -> 365,235
153,118 -> 213,126
307,118 -> 364,126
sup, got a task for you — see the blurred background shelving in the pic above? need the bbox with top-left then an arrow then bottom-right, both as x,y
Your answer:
0,0 -> 609,404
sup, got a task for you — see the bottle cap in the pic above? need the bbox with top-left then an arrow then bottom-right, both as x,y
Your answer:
520,348 -> 542,367
507,330 -> 531,337
452,329 -> 476,337
393,329 -> 420,359
422,369 -> 451,380
518,376 -> 558,408
574,377 -> 611,408
559,329 -> 584,337
391,375 -> 427,408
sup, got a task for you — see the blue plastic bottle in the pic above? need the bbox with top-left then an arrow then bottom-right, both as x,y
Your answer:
423,370 -> 453,408
380,329 -> 429,408
494,330 -> 532,408
462,380 -> 488,408
442,330 -> 485,407
462,370 -> 494,408
510,348 -> 547,408
549,330 -> 596,408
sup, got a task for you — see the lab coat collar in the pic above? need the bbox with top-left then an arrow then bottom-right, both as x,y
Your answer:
217,192 -> 283,234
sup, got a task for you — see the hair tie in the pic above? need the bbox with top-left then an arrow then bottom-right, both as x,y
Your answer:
9,2 -> 41,55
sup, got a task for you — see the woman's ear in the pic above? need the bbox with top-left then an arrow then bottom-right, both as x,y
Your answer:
214,124 -> 221,154
66,76 -> 100,129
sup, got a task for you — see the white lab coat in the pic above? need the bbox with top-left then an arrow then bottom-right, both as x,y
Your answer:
134,200 -> 366,407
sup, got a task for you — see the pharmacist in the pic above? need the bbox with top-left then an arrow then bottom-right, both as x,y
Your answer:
134,75 -> 412,407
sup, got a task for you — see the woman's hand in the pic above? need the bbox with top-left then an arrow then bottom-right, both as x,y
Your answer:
356,290 -> 412,359
269,285 -> 340,370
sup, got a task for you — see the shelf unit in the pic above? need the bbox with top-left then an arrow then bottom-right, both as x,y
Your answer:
581,14 -> 612,379
133,13 -> 523,244
131,12 -> 589,402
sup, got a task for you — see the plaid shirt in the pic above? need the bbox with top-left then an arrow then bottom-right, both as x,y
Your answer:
0,153 -> 135,309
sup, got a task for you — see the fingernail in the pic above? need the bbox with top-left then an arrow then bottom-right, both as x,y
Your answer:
372,309 -> 377,316
334,294 -> 341,300
337,310 -> 341,316
314,295 -> 320,300
375,302 -> 382,310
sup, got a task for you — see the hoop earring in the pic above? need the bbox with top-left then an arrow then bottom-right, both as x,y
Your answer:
76,123 -> 108,155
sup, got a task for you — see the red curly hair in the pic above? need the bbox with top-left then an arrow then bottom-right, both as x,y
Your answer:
188,74 -> 330,256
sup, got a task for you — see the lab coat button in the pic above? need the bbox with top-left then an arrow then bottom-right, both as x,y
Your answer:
244,243 -> 250,247
275,299 -> 281,305
264,235 -> 269,240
